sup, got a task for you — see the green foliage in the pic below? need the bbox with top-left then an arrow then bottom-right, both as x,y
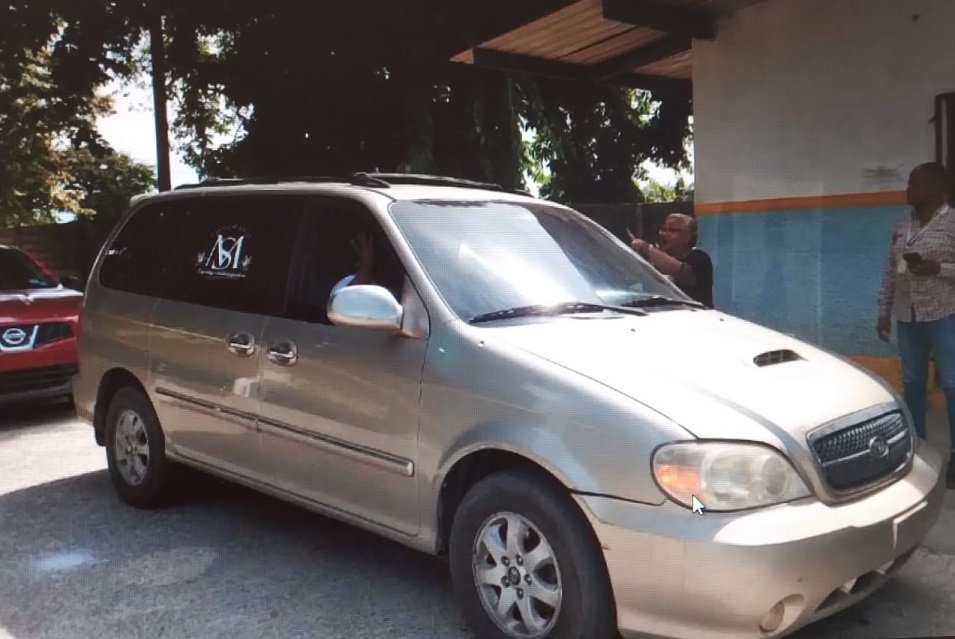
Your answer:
640,175 -> 695,204
60,146 -> 156,224
673,175 -> 695,202
145,2 -> 691,196
0,0 -> 694,224
524,81 -> 692,204
0,1 -> 151,227
0,47 -> 91,226
641,178 -> 677,204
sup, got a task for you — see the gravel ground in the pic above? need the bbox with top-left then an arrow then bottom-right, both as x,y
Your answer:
1,401 -> 953,639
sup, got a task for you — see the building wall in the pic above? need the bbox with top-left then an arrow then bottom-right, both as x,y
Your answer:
693,0 -> 954,202
691,0 -> 955,400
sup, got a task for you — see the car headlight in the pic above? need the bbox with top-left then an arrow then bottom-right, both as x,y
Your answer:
652,442 -> 812,512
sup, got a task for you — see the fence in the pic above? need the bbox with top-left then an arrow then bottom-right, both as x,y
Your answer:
0,218 -> 115,280
0,200 -> 693,279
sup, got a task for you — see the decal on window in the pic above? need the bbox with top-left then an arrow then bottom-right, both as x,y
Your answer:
197,225 -> 253,279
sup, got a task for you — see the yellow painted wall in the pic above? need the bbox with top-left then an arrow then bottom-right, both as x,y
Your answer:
849,355 -> 946,409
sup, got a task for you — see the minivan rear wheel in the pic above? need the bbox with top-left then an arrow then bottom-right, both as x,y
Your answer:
104,387 -> 175,509
449,469 -> 617,639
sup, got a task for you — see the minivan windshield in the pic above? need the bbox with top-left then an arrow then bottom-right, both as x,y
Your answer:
0,248 -> 58,292
389,199 -> 696,323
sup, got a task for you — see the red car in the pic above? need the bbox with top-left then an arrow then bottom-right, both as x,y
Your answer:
0,244 -> 83,407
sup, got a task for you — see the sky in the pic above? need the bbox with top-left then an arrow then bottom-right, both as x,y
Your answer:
95,81 -> 691,193
96,80 -> 201,189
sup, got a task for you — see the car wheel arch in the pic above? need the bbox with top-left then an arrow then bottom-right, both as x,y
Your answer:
435,446 -> 586,557
93,368 -> 149,446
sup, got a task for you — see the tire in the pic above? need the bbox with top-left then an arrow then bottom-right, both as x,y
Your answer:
449,469 -> 617,639
104,386 -> 175,509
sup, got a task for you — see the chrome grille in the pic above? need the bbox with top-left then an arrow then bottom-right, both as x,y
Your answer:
34,322 -> 73,347
809,411 -> 911,492
0,322 -> 71,350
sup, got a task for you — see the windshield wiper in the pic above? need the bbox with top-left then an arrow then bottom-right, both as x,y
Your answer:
469,301 -> 646,324
619,295 -> 707,310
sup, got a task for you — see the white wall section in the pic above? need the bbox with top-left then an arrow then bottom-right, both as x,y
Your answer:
692,0 -> 955,204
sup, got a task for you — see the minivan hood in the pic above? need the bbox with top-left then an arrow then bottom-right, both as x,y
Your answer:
481,309 -> 895,444
0,287 -> 82,324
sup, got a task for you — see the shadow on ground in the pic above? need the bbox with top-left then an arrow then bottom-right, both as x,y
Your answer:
0,466 -> 469,639
0,398 -> 76,431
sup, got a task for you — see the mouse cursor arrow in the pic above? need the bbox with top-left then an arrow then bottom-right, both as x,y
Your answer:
691,495 -> 706,515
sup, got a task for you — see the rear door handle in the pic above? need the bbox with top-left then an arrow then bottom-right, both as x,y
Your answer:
267,340 -> 298,366
227,332 -> 256,357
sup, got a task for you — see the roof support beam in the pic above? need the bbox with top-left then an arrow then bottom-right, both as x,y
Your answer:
452,0 -> 581,55
601,0 -> 717,40
590,34 -> 691,82
469,48 -> 692,94
472,48 -> 591,82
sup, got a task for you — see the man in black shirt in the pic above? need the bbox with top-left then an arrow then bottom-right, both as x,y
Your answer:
627,213 -> 714,308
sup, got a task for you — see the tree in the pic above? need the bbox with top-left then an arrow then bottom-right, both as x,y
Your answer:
148,1 -> 692,198
640,175 -> 695,204
0,0 -> 694,218
523,80 -> 693,204
0,1 -> 148,227
0,43 -> 153,228
0,47 -> 93,226
60,146 -> 156,224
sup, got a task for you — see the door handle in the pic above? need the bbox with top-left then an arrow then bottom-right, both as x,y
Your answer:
267,340 -> 298,366
226,332 -> 256,357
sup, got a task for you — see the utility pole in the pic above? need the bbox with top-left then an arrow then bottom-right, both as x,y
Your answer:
150,10 -> 172,192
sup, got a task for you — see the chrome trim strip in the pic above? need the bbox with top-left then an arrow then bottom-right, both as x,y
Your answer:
258,416 -> 415,478
155,387 -> 258,428
155,387 -> 415,477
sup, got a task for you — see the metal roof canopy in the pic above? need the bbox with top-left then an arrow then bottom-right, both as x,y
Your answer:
450,0 -> 769,94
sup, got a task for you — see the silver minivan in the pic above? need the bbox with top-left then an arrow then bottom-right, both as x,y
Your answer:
73,174 -> 946,639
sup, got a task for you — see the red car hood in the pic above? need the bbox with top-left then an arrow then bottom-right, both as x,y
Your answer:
0,287 -> 83,324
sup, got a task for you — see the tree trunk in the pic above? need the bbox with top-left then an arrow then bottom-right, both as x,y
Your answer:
397,67 -> 435,174
150,10 -> 172,191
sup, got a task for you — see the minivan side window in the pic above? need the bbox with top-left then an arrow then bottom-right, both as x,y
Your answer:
98,202 -> 186,297
162,194 -> 306,316
285,198 -> 407,324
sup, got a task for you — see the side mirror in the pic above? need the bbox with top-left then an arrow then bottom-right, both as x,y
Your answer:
62,275 -> 86,292
328,285 -> 403,331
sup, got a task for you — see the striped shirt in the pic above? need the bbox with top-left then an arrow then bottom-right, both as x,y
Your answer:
878,204 -> 955,322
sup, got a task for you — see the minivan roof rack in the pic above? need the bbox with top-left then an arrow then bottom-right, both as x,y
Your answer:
172,173 -> 533,197
350,172 -> 496,191
174,176 -> 344,190
348,172 -> 533,196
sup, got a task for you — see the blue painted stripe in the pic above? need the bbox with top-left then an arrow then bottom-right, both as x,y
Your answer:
697,205 -> 907,356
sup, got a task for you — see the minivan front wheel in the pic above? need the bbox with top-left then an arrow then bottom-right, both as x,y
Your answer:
449,470 -> 617,639
104,387 -> 174,509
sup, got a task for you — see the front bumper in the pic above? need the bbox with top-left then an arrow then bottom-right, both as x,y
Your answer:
0,364 -> 78,406
575,440 -> 945,639
0,339 -> 79,406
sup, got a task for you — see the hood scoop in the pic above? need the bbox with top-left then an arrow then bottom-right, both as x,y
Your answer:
753,349 -> 804,367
